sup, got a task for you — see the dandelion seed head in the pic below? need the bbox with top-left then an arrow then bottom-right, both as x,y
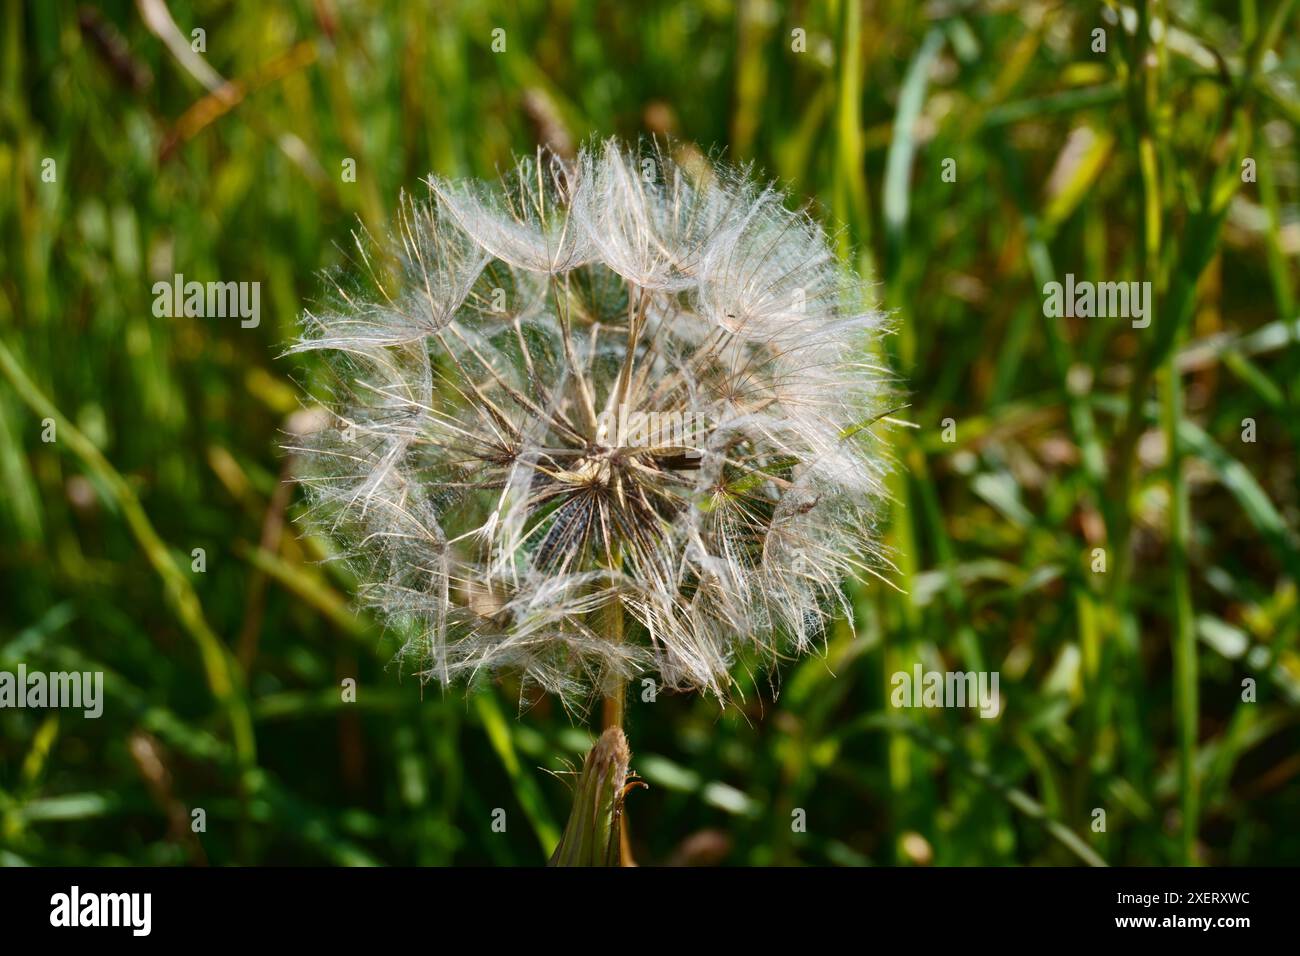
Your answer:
290,139 -> 895,710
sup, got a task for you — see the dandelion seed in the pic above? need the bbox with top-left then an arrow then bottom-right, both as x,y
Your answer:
289,138 -> 895,711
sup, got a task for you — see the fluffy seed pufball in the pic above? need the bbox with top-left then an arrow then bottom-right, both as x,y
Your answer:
289,139 -> 896,709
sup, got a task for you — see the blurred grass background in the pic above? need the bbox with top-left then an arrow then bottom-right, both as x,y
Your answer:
2,0 -> 1299,866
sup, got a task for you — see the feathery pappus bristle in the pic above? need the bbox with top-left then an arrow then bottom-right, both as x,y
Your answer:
288,138 -> 896,710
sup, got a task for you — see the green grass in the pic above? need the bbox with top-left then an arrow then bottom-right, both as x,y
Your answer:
1,0 -> 1298,866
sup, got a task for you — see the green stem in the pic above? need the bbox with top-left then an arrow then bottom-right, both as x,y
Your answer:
549,595 -> 633,866
1162,356 -> 1198,865
548,726 -> 631,867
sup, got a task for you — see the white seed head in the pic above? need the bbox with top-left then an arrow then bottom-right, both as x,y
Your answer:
290,139 -> 895,709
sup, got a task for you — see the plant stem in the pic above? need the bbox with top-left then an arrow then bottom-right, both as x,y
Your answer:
548,726 -> 631,866
550,597 -> 633,866
1162,356 -> 1198,865
600,596 -> 634,864
601,597 -> 626,731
